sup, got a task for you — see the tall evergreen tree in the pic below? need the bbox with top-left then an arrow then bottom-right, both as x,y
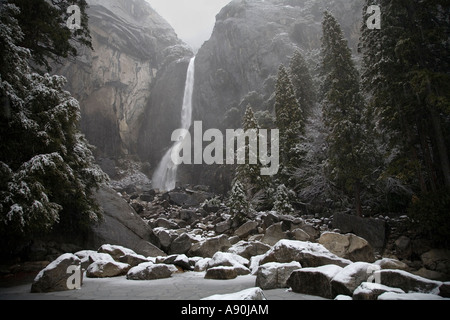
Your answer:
274,65 -> 305,185
289,50 -> 316,118
321,11 -> 376,217
235,104 -> 270,198
360,0 -> 450,244
9,0 -> 92,71
360,0 -> 450,194
0,3 -> 105,256
227,179 -> 251,225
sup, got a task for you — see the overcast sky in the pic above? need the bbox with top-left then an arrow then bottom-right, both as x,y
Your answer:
146,0 -> 232,52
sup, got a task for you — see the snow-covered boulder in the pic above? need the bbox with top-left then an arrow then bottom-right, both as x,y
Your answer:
318,232 -> 375,263
227,240 -> 271,260
378,292 -> 449,300
260,240 -> 352,268
118,252 -> 151,267
205,266 -> 238,280
378,269 -> 442,294
31,254 -> 82,293
158,254 -> 192,270
331,262 -> 376,297
86,260 -> 131,278
97,244 -> 137,261
75,250 -> 115,269
287,265 -> 343,299
202,288 -> 266,300
126,262 -> 173,280
373,258 -> 408,270
207,252 -> 250,275
255,261 -> 301,290
353,282 -> 405,300
194,258 -> 212,272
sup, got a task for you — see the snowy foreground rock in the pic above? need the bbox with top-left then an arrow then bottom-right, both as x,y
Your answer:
30,241 -> 450,300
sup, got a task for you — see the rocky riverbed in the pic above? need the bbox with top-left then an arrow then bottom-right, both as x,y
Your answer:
1,182 -> 450,300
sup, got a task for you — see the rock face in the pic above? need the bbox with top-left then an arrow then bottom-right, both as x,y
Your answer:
55,0 -> 193,159
86,186 -> 165,257
180,0 -> 363,189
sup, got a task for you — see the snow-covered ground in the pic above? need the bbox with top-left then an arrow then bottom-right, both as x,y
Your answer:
0,272 -> 325,300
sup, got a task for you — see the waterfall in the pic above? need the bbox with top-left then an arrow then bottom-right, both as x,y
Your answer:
152,57 -> 196,191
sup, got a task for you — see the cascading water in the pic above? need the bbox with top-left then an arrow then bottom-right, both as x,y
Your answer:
152,57 -> 196,191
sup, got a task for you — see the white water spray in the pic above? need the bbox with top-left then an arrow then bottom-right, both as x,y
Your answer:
152,57 -> 196,191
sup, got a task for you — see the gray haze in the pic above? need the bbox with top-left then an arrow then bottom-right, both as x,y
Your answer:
146,0 -> 232,52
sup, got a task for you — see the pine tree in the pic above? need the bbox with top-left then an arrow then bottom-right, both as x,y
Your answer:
289,50 -> 316,118
235,104 -> 270,198
9,0 -> 92,71
274,65 -> 305,184
273,184 -> 294,215
360,0 -> 450,243
360,0 -> 450,194
228,179 -> 251,225
0,3 -> 105,253
321,11 -> 376,217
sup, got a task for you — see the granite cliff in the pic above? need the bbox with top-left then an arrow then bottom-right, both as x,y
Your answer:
55,0 -> 193,160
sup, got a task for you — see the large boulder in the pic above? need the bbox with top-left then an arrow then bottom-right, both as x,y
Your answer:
227,241 -> 271,260
255,262 -> 301,290
207,252 -> 250,275
75,250 -> 115,269
331,262 -> 379,297
421,249 -> 450,275
205,267 -> 238,280
202,288 -> 266,300
169,233 -> 193,255
126,262 -> 173,280
235,221 -> 259,239
378,269 -> 442,294
260,240 -> 352,268
287,265 -> 343,299
97,244 -> 136,261
319,232 -> 375,263
353,282 -> 405,300
188,234 -> 231,258
31,254 -> 82,293
86,260 -> 131,278
332,213 -> 386,250
87,186 -> 165,257
261,222 -> 289,246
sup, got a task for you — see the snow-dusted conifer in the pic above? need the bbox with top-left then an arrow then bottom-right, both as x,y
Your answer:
0,4 -> 106,246
273,184 -> 294,215
320,11 -> 376,217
